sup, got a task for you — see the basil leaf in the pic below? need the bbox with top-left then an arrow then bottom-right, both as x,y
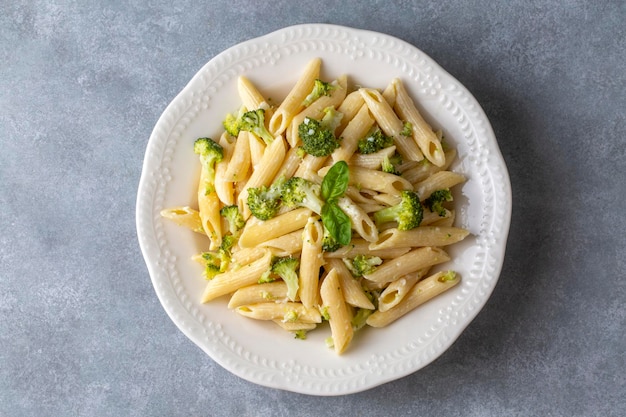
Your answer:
321,161 -> 349,203
321,202 -> 352,246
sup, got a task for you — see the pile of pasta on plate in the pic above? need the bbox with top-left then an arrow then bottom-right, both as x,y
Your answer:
161,58 -> 469,355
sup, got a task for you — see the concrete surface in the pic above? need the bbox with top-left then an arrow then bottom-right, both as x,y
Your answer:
1,1 -> 624,416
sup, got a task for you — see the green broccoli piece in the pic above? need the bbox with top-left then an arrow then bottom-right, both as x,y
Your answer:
381,153 -> 402,175
194,137 -> 224,194
437,270 -> 457,282
351,308 -> 374,331
424,189 -> 453,217
239,108 -> 275,145
218,234 -> 237,272
320,306 -> 331,321
200,252 -> 222,280
321,225 -> 342,252
222,106 -> 245,137
325,337 -> 334,349
282,310 -> 299,323
219,205 -> 244,235
400,121 -> 412,136
343,254 -> 383,277
302,79 -> 337,107
271,256 -> 300,301
357,127 -> 394,154
293,329 -> 308,340
246,178 -> 285,221
297,107 -> 344,157
373,190 -> 424,231
281,177 -> 325,215
257,270 -> 276,284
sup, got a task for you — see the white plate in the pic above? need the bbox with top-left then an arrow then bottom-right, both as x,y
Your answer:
136,24 -> 511,395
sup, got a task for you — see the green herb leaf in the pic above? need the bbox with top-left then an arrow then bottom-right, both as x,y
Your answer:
321,202 -> 352,246
321,160 -> 349,202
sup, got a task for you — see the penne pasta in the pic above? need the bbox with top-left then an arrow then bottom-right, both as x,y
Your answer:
363,247 -> 450,285
236,302 -> 322,323
414,170 -> 466,201
323,238 -> 411,260
299,217 -> 324,309
294,154 -> 328,180
160,206 -> 205,234
273,320 -> 318,332
237,136 -> 287,219
202,250 -> 272,302
197,166 -> 222,250
259,229 -> 305,256
229,246 -> 268,269
248,133 -> 267,169
326,259 -> 375,310
269,58 -> 321,135
377,268 -> 430,312
331,104 -> 375,162
370,226 -> 470,250
429,209 -> 456,227
366,270 -> 461,327
215,133 -> 236,206
272,145 -> 303,184
286,75 -> 348,147
336,90 -> 365,134
420,207 -> 452,226
391,78 -> 445,166
238,76 -> 269,112
401,149 -> 457,184
348,146 -> 397,170
337,196 -> 378,243
227,281 -> 290,308
222,130 -> 251,182
238,208 -> 312,248
320,269 -> 354,354
319,165 -> 413,196
359,87 -> 424,162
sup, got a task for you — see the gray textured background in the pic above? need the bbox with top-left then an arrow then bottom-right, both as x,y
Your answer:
1,1 -> 625,416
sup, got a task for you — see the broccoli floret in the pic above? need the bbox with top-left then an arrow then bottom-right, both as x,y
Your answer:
325,337 -> 334,349
297,107 -> 344,157
281,177 -> 325,215
296,146 -> 307,159
321,226 -> 342,252
343,254 -> 382,277
302,79 -> 337,107
381,153 -> 402,175
373,190 -> 424,231
293,329 -> 308,340
257,270 -> 276,284
400,121 -> 412,136
351,308 -> 374,331
437,270 -> 457,282
357,127 -> 394,154
320,306 -> 331,321
321,106 -> 344,133
219,205 -> 244,235
239,109 -> 274,145
282,310 -> 299,323
200,252 -> 222,280
247,178 -> 285,221
222,106 -> 245,137
194,138 -> 224,194
218,234 -> 237,272
424,189 -> 453,217
271,256 -> 300,301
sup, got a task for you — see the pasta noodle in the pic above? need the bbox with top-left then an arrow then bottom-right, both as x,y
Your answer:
161,59 -> 470,355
